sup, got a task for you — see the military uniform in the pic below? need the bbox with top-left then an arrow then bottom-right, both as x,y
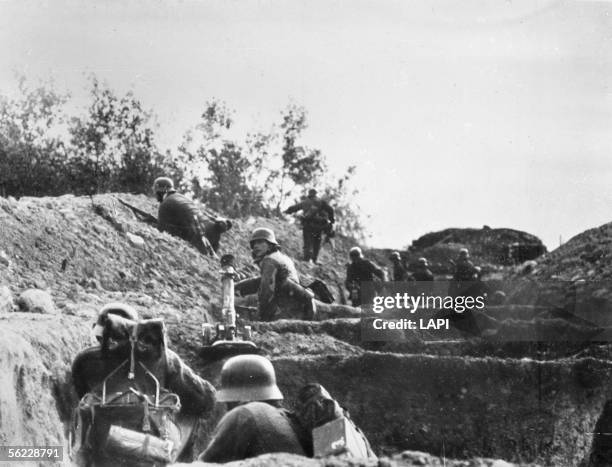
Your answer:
390,258 -> 410,281
71,344 -> 216,416
412,264 -> 434,282
285,196 -> 335,263
249,250 -> 314,321
345,257 -> 384,306
158,192 -> 210,255
199,401 -> 309,463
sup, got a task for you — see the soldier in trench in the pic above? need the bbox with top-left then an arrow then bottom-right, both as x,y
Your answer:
234,227 -> 318,321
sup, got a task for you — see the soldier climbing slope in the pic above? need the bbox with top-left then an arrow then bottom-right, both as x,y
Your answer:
152,177 -> 216,257
284,188 -> 335,264
345,246 -> 385,307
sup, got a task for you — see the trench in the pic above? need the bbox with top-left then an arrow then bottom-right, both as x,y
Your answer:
1,308 -> 612,465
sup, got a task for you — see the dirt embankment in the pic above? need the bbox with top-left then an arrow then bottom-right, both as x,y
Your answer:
0,193 -> 610,466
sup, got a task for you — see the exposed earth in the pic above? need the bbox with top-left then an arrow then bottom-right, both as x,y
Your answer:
0,193 -> 611,466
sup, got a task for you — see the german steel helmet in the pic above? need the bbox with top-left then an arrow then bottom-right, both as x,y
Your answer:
249,227 -> 279,247
152,177 -> 175,193
217,354 -> 283,403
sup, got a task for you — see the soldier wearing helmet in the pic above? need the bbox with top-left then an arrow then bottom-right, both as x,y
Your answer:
449,248 -> 479,297
453,248 -> 478,282
388,251 -> 410,281
236,227 -> 317,320
412,257 -> 434,282
71,302 -> 216,414
345,247 -> 385,306
198,355 -> 310,463
284,188 -> 335,264
153,176 -> 216,256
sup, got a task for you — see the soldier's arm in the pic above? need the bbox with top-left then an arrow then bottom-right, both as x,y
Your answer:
284,201 -> 304,215
322,201 -> 335,223
199,407 -> 253,463
164,349 -> 216,416
345,265 -> 355,290
370,261 -> 385,281
71,354 -> 88,399
258,259 -> 277,318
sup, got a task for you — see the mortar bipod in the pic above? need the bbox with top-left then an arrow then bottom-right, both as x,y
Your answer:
202,254 -> 257,353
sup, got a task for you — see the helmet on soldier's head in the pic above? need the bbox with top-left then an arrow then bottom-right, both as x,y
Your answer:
152,177 -> 175,194
250,227 -> 279,248
217,355 -> 283,403
389,251 -> 400,261
459,248 -> 469,258
349,246 -> 362,259
92,302 -> 138,342
418,257 -> 429,266
308,188 -> 317,198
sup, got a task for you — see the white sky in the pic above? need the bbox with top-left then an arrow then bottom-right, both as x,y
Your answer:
1,0 -> 611,250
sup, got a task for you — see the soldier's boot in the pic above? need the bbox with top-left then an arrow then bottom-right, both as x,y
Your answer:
281,280 -> 318,320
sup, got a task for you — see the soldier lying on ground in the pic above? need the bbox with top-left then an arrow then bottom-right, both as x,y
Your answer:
153,176 -> 218,257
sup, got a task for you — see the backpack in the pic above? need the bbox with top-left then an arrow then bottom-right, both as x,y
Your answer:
306,279 -> 335,304
295,384 -> 376,460
72,318 -> 183,466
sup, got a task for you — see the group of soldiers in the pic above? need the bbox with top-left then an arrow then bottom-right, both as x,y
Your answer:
69,178 -> 382,465
151,176 -> 485,313
68,177 -> 499,465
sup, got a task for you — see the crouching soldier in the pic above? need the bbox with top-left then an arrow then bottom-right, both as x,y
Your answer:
70,302 -> 216,466
235,227 -> 317,321
198,355 -> 310,463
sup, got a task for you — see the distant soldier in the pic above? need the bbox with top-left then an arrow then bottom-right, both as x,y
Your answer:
453,248 -> 478,282
235,228 -> 317,321
153,177 -> 216,256
450,248 -> 479,297
198,355 -> 310,463
412,257 -> 434,282
284,189 -> 335,264
345,247 -> 385,307
388,251 -> 410,281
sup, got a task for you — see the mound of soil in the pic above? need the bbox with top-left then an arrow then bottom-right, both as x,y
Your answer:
372,226 -> 547,275
506,221 -> 612,319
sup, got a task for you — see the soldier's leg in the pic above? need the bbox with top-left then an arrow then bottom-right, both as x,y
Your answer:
278,280 -> 317,320
302,226 -> 314,261
311,230 -> 323,263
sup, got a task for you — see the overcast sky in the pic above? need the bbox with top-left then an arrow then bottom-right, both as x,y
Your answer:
1,0 -> 611,250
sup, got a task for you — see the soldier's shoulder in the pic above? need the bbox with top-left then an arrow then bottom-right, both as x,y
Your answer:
72,345 -> 103,369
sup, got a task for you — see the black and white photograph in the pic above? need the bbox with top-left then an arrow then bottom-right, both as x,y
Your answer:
1,1 -> 612,465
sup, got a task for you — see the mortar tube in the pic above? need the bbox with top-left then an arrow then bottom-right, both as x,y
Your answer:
221,263 -> 237,336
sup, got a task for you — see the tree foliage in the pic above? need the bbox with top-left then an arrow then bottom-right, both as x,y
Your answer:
0,76 -> 366,239
0,77 -> 70,196
69,77 -> 176,195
